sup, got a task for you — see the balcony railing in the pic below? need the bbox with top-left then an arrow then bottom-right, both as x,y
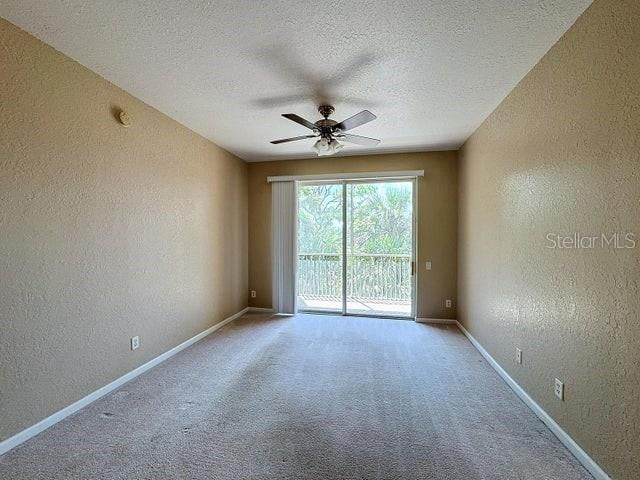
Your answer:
298,253 -> 412,302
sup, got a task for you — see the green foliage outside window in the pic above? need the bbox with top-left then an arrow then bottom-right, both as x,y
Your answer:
298,182 -> 412,255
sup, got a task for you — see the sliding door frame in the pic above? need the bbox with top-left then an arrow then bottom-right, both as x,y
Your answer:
341,180 -> 348,315
297,176 -> 417,320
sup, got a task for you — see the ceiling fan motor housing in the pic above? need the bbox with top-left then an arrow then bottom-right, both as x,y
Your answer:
315,118 -> 338,138
315,105 -> 338,138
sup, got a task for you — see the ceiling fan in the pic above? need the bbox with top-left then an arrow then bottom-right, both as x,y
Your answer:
270,105 -> 380,156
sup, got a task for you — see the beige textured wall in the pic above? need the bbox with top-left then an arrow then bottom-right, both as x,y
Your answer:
458,0 -> 639,478
248,152 -> 458,319
0,19 -> 248,442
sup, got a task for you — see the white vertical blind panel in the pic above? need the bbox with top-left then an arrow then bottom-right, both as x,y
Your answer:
271,181 -> 297,314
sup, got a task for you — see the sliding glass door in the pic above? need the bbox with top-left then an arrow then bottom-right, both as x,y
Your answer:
297,182 -> 344,313
345,180 -> 413,316
297,179 -> 415,318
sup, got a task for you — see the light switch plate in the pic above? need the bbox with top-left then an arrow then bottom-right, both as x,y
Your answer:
425,261 -> 432,270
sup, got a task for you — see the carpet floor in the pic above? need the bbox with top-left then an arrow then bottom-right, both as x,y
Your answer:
0,312 -> 592,479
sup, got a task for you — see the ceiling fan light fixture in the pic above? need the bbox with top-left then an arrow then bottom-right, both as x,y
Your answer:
313,137 -> 331,156
313,137 -> 343,156
329,138 -> 343,152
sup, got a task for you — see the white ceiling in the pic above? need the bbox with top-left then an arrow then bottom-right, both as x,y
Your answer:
1,1 -> 592,161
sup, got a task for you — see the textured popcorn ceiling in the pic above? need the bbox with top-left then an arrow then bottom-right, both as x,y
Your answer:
0,1 -> 592,161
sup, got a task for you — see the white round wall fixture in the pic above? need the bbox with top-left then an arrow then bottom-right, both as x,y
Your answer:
118,110 -> 132,127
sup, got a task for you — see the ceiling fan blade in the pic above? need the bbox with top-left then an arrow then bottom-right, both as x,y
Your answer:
338,134 -> 381,147
270,135 -> 317,144
333,110 -> 377,132
282,113 -> 317,130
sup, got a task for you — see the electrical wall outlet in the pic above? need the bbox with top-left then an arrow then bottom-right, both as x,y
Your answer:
445,299 -> 452,308
130,336 -> 140,351
554,378 -> 564,401
425,261 -> 432,270
516,348 -> 522,364
250,290 -> 257,298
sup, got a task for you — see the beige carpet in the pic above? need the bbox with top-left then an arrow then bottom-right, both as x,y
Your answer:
0,312 -> 591,479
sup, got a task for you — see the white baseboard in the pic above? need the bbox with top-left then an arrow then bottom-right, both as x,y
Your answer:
0,306 -> 249,457
416,317 -> 457,324
455,321 -> 610,480
247,307 -> 274,313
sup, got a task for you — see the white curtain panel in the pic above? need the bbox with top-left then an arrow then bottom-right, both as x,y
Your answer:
271,181 -> 297,314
